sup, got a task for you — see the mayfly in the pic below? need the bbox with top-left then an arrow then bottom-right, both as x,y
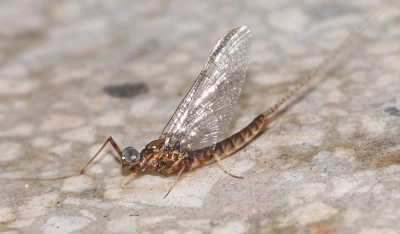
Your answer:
24,4 -> 388,197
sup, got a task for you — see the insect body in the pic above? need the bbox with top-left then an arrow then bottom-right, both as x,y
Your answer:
24,5 -> 388,197
42,26 -> 268,195
122,26 -> 254,176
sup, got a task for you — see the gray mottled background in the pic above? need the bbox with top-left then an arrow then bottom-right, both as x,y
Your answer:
1,0 -> 399,233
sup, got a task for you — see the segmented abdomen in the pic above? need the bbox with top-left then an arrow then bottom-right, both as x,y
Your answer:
214,114 -> 266,158
188,114 -> 267,170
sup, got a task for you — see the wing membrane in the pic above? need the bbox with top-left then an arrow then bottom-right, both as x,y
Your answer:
160,26 -> 252,153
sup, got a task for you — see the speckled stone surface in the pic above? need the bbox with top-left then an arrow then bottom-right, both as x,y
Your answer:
1,0 -> 399,233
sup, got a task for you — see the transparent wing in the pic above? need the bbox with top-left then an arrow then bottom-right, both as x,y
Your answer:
160,26 -> 252,153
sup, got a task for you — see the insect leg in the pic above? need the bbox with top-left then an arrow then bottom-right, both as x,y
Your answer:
212,153 -> 243,179
164,164 -> 187,198
122,172 -> 137,188
79,136 -> 123,174
18,136 -> 123,181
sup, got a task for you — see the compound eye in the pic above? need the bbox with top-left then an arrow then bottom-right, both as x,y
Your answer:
122,147 -> 140,164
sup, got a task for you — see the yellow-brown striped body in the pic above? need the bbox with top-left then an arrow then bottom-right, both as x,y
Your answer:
189,114 -> 267,170
214,114 -> 266,158
132,114 -> 267,175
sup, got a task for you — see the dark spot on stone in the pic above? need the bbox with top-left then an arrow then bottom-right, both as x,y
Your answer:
384,107 -> 400,117
370,102 -> 384,108
104,83 -> 149,98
